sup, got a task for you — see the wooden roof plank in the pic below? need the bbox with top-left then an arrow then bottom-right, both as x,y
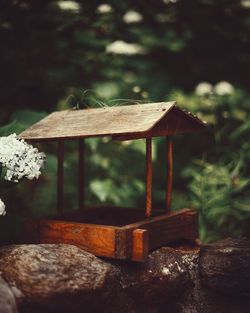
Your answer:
113,106 -> 206,140
19,102 -> 175,141
18,102 -> 206,142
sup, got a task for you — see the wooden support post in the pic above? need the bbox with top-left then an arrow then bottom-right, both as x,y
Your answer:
78,138 -> 85,210
146,137 -> 153,217
166,136 -> 173,213
132,229 -> 149,262
57,140 -> 64,216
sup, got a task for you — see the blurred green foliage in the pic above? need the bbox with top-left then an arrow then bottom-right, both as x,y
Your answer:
0,0 -> 249,243
177,87 -> 250,241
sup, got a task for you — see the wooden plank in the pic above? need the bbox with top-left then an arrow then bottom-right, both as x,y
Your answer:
113,107 -> 206,140
122,208 -> 191,230
39,220 -> 117,258
166,136 -> 173,213
122,209 -> 198,251
18,102 -> 175,141
57,140 -> 64,215
183,210 -> 199,241
131,229 -> 149,262
27,208 -> 198,261
146,138 -> 153,217
78,138 -> 85,210
115,228 -> 133,259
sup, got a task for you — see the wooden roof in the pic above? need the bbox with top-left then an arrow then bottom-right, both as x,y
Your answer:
19,102 -> 206,142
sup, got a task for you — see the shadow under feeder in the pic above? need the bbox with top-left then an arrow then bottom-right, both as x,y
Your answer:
20,101 -> 206,261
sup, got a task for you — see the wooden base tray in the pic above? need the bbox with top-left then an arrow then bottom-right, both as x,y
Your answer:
25,207 -> 198,262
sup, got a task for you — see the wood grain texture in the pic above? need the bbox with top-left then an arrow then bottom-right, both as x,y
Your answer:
39,220 -> 117,258
57,140 -> 64,215
113,106 -> 206,140
166,136 -> 173,213
25,208 -> 198,262
131,229 -> 149,262
115,228 -> 133,259
182,210 -> 199,241
146,138 -> 153,217
19,102 -> 175,141
122,209 -> 198,251
39,220 -> 133,260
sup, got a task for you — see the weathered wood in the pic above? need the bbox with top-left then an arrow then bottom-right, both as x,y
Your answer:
122,209 -> 197,251
39,220 -> 117,258
18,102 -> 206,142
113,106 -> 206,140
146,138 -> 153,217
122,208 -> 190,230
19,102 -> 175,141
25,208 -> 198,261
166,136 -> 173,213
115,228 -> 133,259
18,101 -> 205,263
57,140 -> 64,215
78,138 -> 85,210
183,210 -> 199,241
131,229 -> 149,262
39,219 -> 133,260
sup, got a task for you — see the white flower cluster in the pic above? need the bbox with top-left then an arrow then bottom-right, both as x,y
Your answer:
241,0 -> 250,8
96,4 -> 113,14
58,1 -> 80,12
0,134 -> 46,182
0,198 -> 6,216
214,81 -> 235,96
106,40 -> 145,55
123,11 -> 143,24
195,81 -> 235,96
195,82 -> 213,96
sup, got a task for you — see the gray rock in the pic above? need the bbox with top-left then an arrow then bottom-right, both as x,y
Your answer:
0,244 -> 194,313
0,244 -> 115,313
0,276 -> 18,313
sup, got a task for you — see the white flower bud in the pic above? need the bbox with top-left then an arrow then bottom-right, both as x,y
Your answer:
0,199 -> 6,216
195,82 -> 213,96
123,11 -> 143,24
214,81 -> 234,96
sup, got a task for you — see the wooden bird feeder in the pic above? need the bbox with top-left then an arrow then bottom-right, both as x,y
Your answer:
20,102 -> 206,261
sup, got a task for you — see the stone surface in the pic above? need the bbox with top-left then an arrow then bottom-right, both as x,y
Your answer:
0,244 -> 194,313
117,247 -> 191,306
0,277 -> 18,313
199,237 -> 250,296
0,239 -> 250,313
179,238 -> 250,313
113,247 -> 194,313
0,244 -> 115,313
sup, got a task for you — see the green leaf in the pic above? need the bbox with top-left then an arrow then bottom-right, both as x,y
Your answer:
11,110 -> 47,129
0,121 -> 24,136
